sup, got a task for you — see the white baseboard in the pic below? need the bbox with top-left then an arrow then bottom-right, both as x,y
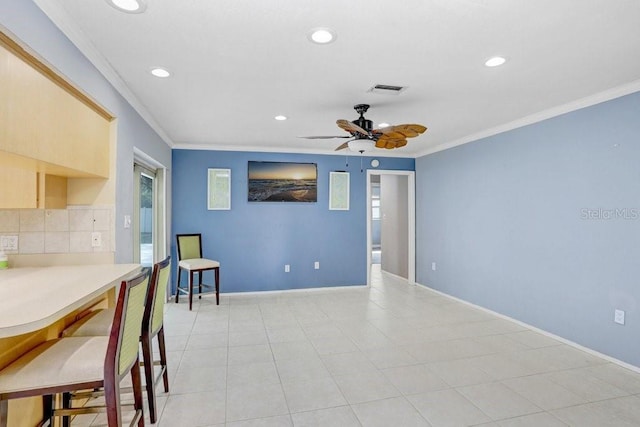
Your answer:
173,283 -> 368,299
380,269 -> 414,284
415,281 -> 640,374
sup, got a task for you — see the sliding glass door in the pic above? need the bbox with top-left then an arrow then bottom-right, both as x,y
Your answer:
134,163 -> 156,267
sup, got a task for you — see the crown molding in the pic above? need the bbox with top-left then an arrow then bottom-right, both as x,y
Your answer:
415,80 -> 640,158
172,142 -> 416,158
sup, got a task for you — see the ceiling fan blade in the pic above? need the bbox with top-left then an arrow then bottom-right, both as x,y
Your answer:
378,130 -> 406,140
337,119 -> 369,137
334,141 -> 350,151
375,136 -> 408,149
395,139 -> 408,148
298,135 -> 351,139
373,124 -> 427,139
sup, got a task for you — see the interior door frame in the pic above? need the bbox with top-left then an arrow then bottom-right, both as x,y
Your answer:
133,163 -> 155,265
366,169 -> 416,286
133,148 -> 168,265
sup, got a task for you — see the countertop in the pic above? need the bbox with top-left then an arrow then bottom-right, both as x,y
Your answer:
0,264 -> 140,338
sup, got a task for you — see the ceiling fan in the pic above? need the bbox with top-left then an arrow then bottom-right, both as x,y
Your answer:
300,104 -> 427,151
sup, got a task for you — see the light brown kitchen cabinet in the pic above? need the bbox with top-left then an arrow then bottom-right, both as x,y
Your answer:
0,31 -> 114,209
39,174 -> 67,209
0,163 -> 37,208
0,157 -> 67,209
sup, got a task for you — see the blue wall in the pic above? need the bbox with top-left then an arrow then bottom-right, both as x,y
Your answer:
173,150 -> 414,293
416,91 -> 640,367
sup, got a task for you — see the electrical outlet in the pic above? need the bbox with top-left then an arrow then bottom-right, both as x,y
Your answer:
0,235 -> 18,251
431,262 -> 436,271
284,264 -> 290,273
314,261 -> 320,270
124,215 -> 132,229
91,232 -> 102,248
614,309 -> 625,325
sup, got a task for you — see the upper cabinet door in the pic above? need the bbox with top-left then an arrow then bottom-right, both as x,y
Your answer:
0,32 -> 113,179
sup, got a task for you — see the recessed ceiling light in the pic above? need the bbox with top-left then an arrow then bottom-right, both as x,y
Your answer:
274,115 -> 287,121
378,122 -> 390,128
106,0 -> 147,13
308,28 -> 336,44
485,56 -> 506,67
150,67 -> 171,78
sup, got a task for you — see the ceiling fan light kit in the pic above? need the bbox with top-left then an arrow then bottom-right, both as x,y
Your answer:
348,139 -> 375,152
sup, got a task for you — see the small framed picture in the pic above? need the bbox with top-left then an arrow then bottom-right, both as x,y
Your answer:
329,171 -> 349,210
208,168 -> 231,210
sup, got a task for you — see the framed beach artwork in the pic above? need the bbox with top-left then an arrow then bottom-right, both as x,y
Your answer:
208,168 -> 231,210
247,161 -> 317,202
329,171 -> 349,210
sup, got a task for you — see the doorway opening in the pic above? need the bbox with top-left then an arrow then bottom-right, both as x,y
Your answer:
371,175 -> 381,264
366,170 -> 415,286
134,163 -> 155,266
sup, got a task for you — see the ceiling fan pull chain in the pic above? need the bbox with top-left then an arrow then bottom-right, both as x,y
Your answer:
345,155 -> 349,168
360,156 -> 363,173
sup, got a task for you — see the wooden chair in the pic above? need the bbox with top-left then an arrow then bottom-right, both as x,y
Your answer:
62,257 -> 171,424
0,270 -> 149,427
140,257 -> 171,422
175,233 -> 220,310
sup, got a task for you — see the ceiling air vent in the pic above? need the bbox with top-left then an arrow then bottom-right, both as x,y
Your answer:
368,84 -> 407,95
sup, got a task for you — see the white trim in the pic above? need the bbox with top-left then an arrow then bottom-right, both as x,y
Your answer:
380,268 -> 417,285
176,82 -> 640,160
182,284 -> 368,298
408,172 -> 416,284
133,148 -> 170,267
154,167 -> 168,262
415,80 -> 640,158
173,142 -> 415,158
133,148 -> 169,263
33,0 -> 175,148
366,170 -> 416,286
366,172 -> 372,286
133,147 -> 166,169
415,281 -> 640,374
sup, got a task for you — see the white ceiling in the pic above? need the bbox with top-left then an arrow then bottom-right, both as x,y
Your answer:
35,0 -> 640,157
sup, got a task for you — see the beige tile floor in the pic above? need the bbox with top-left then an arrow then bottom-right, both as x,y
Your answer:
80,265 -> 640,426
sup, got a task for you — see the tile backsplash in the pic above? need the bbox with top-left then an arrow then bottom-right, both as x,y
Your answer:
0,207 -> 114,254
